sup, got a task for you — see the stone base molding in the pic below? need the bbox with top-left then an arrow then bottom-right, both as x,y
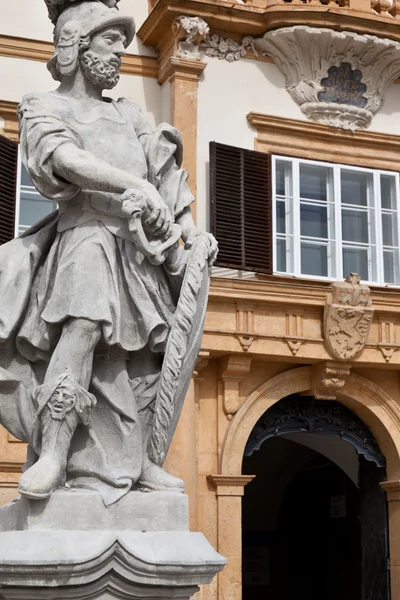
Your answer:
0,490 -> 226,599
253,26 -> 400,131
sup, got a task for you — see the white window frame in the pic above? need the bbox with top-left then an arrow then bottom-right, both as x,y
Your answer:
272,154 -> 400,287
14,145 -> 22,238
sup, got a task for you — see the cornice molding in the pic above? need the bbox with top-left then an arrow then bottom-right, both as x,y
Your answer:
0,35 -> 158,79
139,0 -> 400,49
209,274 -> 400,312
0,100 -> 19,141
0,461 -> 23,473
248,112 -> 400,172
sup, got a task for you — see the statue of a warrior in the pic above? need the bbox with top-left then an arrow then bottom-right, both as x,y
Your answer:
0,0 -> 217,506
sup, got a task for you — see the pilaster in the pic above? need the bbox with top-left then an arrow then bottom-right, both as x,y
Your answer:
381,480 -> 400,600
208,475 -> 255,600
157,17 -> 209,221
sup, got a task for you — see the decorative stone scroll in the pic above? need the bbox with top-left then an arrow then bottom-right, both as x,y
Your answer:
253,26 -> 400,131
172,16 -> 210,60
324,273 -> 374,361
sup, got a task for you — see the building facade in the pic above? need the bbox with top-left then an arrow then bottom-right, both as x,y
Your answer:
2,1 -> 400,599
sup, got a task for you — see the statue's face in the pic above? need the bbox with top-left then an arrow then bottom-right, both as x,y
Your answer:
80,26 -> 126,90
48,380 -> 77,420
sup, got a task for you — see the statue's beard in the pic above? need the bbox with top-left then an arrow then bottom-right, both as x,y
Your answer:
80,50 -> 121,90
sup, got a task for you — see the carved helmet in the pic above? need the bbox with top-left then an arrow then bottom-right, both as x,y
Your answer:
47,0 -> 135,81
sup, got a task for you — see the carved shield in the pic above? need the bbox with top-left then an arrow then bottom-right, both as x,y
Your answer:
324,274 -> 374,361
148,234 -> 211,466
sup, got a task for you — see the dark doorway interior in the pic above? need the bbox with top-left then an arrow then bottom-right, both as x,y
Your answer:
242,396 -> 389,600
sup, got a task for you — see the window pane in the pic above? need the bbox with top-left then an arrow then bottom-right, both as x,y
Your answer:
381,175 -> 396,210
19,165 -> 57,232
382,212 -> 397,247
276,238 -> 286,272
20,196 -> 56,228
301,243 -> 328,277
341,170 -> 371,206
343,247 -> 368,281
300,204 -> 327,239
20,164 -> 32,187
384,251 -> 397,284
300,164 -> 330,201
276,160 -> 292,197
342,209 -> 369,244
276,200 -> 286,234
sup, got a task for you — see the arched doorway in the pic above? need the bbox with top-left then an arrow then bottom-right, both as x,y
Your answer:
242,394 -> 390,600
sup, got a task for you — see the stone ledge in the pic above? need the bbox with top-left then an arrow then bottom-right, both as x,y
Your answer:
0,489 -> 189,533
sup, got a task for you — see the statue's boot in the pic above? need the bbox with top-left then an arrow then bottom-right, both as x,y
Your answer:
18,408 -> 80,500
18,375 -> 96,500
138,456 -> 184,493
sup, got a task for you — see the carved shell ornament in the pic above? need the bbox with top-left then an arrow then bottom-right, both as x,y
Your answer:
44,0 -> 120,24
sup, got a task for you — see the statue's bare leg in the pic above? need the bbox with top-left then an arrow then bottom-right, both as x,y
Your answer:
18,318 -> 100,499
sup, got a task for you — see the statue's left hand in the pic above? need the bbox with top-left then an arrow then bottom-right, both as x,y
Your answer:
184,230 -> 219,267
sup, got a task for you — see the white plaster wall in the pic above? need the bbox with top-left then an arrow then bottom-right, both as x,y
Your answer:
196,56 -> 400,231
0,56 -> 162,127
370,82 -> 400,135
0,0 -> 52,41
0,0 -> 156,57
160,81 -> 171,124
196,57 -> 304,231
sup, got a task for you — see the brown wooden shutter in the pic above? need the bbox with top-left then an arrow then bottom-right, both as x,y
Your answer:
0,134 -> 18,245
210,141 -> 272,273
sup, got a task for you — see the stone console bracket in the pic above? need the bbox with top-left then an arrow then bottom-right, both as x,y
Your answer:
254,26 -> 400,131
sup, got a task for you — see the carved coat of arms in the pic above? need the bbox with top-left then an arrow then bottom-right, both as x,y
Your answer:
324,273 -> 374,361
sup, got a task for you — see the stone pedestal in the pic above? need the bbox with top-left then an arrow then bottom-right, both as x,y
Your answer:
0,490 -> 226,599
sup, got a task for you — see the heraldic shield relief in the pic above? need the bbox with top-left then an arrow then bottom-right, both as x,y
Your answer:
324,273 -> 374,361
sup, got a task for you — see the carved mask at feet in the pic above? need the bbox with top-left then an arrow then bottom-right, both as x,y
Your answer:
47,380 -> 77,420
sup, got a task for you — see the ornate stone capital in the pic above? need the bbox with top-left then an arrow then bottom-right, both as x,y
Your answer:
381,480 -> 400,501
324,273 -> 374,361
312,361 -> 351,400
158,56 -> 207,84
172,16 -> 210,60
220,355 -> 252,420
254,26 -> 400,131
207,474 -> 255,496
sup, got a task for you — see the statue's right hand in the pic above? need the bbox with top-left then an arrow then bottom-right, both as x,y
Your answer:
122,183 -> 173,240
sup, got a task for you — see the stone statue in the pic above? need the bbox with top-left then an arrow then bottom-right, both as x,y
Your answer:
0,0 -> 218,507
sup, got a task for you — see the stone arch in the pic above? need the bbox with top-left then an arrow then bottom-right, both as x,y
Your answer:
220,365 -> 400,481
